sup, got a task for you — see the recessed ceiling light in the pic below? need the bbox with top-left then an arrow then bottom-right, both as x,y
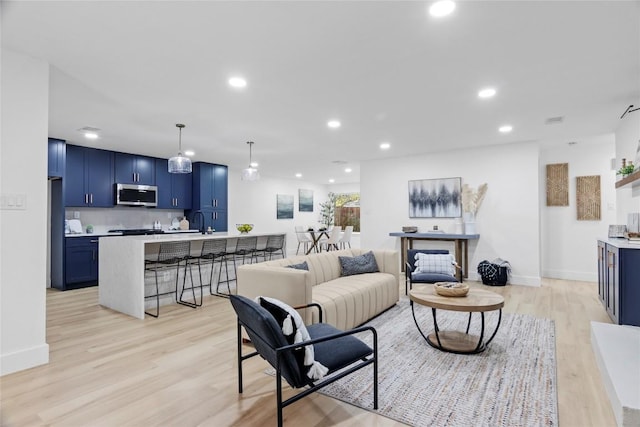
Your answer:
345,168 -> 352,173
498,125 -> 513,133
228,77 -> 247,88
429,0 -> 456,17
327,120 -> 341,129
380,142 -> 391,150
84,132 -> 99,140
329,178 -> 335,183
184,150 -> 195,156
295,173 -> 302,178
478,88 -> 496,99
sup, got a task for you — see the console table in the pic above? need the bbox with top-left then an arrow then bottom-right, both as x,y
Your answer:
389,232 -> 480,281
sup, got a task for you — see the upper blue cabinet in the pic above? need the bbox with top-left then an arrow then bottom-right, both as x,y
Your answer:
189,162 -> 228,231
114,153 -> 155,185
192,162 -> 228,210
155,158 -> 192,209
48,138 -> 66,178
65,145 -> 114,207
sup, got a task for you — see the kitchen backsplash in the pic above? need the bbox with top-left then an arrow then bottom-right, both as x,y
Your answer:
65,207 -> 186,233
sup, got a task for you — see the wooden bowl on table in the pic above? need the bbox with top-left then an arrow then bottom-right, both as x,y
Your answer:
434,282 -> 469,297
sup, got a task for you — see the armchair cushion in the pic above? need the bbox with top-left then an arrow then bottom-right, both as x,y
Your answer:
338,251 -> 379,276
414,252 -> 456,276
307,323 -> 374,371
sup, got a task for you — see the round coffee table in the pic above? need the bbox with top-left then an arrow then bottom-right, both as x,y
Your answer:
409,284 -> 505,354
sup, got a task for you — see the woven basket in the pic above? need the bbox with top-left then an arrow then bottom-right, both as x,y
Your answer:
434,282 -> 469,297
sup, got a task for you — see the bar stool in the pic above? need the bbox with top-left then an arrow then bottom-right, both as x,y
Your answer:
255,234 -> 286,261
144,241 -> 196,318
219,236 -> 258,290
192,239 -> 229,296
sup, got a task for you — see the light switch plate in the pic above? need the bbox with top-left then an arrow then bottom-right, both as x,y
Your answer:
0,193 -> 27,210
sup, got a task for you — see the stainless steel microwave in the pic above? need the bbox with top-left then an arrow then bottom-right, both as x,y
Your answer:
115,183 -> 158,207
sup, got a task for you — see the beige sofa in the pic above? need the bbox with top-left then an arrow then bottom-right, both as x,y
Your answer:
236,249 -> 399,330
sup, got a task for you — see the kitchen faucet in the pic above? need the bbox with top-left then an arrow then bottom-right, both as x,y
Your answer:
191,210 -> 206,234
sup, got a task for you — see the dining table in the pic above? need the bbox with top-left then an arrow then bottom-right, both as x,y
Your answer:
305,229 -> 330,255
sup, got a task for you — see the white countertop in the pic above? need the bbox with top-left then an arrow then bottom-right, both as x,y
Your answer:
106,231 -> 285,243
600,237 -> 640,249
65,229 -> 201,238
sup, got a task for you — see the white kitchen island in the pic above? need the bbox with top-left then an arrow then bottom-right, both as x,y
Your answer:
98,232 -> 285,319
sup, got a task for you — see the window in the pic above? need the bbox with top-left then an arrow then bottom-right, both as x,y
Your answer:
334,193 -> 360,232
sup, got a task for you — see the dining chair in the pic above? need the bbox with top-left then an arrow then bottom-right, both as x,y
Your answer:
339,225 -> 353,249
321,226 -> 342,251
295,226 -> 312,255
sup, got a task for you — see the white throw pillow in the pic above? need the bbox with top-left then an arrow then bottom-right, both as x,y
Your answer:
256,296 -> 329,380
414,253 -> 456,276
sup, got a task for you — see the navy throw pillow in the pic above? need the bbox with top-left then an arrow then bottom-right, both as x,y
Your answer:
286,261 -> 309,271
338,251 -> 379,276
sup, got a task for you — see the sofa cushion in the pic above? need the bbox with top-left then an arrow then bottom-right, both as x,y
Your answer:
338,251 -> 379,276
286,261 -> 309,271
414,252 -> 456,276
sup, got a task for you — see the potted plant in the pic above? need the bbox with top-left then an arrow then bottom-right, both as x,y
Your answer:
461,183 -> 488,234
618,163 -> 635,178
318,192 -> 336,230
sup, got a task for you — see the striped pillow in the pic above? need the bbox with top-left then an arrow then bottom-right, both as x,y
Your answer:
414,253 -> 455,276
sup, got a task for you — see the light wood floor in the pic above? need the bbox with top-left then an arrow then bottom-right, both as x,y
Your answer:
1,279 -> 616,426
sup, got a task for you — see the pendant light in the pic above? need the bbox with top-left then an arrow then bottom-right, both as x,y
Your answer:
168,123 -> 192,174
241,141 -> 260,181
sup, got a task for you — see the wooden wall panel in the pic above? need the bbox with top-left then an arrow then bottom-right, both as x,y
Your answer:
546,163 -> 569,206
576,175 -> 601,221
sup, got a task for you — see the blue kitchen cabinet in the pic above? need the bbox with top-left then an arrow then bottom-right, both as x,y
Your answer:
597,240 -> 640,326
63,237 -> 99,289
189,162 -> 227,231
65,145 -> 114,207
115,152 -> 155,185
48,138 -> 66,178
155,158 -> 192,209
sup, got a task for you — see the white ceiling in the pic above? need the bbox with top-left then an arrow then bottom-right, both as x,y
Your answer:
2,1 -> 639,184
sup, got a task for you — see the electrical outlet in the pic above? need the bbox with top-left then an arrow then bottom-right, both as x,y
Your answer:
168,212 -> 172,218
73,211 -> 80,219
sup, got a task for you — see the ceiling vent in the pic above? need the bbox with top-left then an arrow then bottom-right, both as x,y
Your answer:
77,126 -> 101,133
544,116 -> 564,125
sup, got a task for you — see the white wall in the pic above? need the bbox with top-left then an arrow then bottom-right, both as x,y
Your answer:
227,171 -> 331,255
539,135 -> 616,281
0,49 -> 50,375
360,142 -> 541,286
615,100 -> 640,224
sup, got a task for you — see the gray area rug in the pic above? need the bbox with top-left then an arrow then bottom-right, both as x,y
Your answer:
318,298 -> 558,426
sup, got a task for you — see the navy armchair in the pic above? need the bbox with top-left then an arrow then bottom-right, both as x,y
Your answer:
405,249 -> 459,294
229,295 -> 378,427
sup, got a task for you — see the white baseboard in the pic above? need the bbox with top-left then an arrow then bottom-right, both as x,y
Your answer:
467,273 -> 541,287
1,343 -> 49,376
542,269 -> 597,282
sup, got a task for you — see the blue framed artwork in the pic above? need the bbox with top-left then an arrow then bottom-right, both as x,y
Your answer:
277,194 -> 294,219
408,177 -> 461,218
298,189 -> 313,212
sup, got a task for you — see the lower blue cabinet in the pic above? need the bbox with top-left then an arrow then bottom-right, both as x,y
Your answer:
63,237 -> 99,289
